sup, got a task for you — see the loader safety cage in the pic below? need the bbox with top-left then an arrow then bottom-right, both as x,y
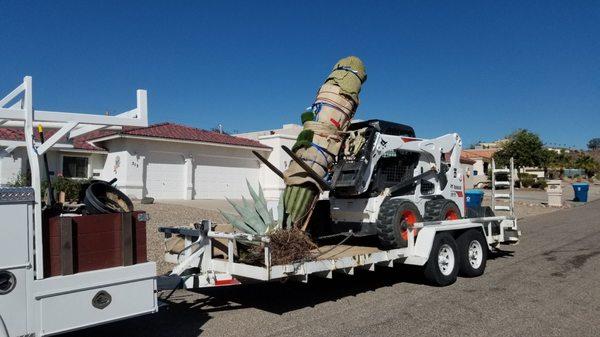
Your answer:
160,215 -> 520,289
0,77 -> 157,337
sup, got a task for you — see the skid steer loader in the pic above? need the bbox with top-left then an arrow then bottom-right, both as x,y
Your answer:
311,119 -> 468,248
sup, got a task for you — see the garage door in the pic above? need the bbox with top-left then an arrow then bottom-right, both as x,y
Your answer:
194,154 -> 259,199
145,152 -> 185,199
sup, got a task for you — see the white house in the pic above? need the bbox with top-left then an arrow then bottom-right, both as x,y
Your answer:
461,149 -> 497,188
0,127 -> 107,185
0,123 -> 271,200
235,124 -> 302,207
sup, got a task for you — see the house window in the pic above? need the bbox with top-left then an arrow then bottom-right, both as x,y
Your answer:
62,156 -> 89,178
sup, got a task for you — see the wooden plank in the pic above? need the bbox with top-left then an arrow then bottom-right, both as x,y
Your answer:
313,245 -> 381,260
121,212 -> 133,266
59,217 -> 74,275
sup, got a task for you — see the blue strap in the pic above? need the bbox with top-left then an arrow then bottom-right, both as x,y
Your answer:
312,101 -> 350,125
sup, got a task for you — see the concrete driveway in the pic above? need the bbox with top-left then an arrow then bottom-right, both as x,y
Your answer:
65,200 -> 600,337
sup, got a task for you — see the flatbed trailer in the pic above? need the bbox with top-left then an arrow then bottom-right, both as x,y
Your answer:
159,215 -> 520,289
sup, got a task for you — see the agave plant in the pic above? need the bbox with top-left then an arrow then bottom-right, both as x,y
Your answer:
219,181 -> 285,236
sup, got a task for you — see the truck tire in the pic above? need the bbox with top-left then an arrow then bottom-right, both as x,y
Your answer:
456,229 -> 487,277
424,199 -> 461,221
376,199 -> 422,248
423,232 -> 459,286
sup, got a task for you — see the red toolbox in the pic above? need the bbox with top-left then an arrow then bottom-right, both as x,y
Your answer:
43,211 -> 148,277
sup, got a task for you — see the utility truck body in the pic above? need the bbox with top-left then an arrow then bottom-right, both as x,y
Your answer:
0,77 -> 157,337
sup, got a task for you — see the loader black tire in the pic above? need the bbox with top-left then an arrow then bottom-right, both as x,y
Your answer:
423,199 -> 462,221
376,199 -> 422,248
423,232 -> 459,286
456,229 -> 487,277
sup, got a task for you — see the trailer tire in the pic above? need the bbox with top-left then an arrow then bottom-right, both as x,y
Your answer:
376,199 -> 422,248
423,233 -> 459,286
457,229 -> 487,277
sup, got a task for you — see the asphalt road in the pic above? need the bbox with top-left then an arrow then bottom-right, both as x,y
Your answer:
66,201 -> 600,337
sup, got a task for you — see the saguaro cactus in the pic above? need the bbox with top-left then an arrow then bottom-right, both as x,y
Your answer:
282,56 -> 367,228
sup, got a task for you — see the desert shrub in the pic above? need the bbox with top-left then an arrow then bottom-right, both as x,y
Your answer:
7,174 -> 89,202
52,177 -> 90,201
518,172 -> 534,180
532,179 -> 547,189
7,172 -> 31,187
520,177 -> 535,188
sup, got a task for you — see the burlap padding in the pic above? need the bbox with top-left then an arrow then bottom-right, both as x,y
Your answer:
314,104 -> 351,130
304,121 -> 343,155
316,83 -> 356,113
324,57 -> 366,104
344,127 -> 368,157
332,56 -> 367,83
324,71 -> 362,104
283,146 -> 333,190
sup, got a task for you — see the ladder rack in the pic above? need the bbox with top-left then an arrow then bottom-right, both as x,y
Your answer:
0,76 -> 148,279
491,157 -> 515,216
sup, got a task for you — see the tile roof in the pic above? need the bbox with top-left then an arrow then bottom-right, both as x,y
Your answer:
459,155 -> 476,165
462,148 -> 498,160
0,123 -> 270,151
0,127 -> 108,151
91,122 -> 270,149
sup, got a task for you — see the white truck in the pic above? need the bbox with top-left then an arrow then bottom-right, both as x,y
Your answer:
0,77 -> 520,337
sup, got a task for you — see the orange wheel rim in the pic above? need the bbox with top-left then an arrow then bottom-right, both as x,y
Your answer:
400,210 -> 418,241
445,210 -> 459,220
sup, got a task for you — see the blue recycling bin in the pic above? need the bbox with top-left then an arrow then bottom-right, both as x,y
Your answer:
572,183 -> 589,202
465,189 -> 485,208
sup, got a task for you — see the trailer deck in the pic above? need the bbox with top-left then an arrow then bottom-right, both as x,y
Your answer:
160,215 -> 520,289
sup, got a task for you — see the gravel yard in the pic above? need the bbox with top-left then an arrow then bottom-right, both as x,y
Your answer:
134,202 -> 224,275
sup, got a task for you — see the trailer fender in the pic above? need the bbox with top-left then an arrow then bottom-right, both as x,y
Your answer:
403,223 -> 488,266
403,227 -> 436,266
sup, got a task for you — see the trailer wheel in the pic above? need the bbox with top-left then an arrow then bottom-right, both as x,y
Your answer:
376,199 -> 422,248
457,230 -> 487,277
423,233 -> 459,286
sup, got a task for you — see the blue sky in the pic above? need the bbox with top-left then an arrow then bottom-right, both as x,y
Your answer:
1,1 -> 598,149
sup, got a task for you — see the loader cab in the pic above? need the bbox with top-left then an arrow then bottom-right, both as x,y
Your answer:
331,119 -> 419,197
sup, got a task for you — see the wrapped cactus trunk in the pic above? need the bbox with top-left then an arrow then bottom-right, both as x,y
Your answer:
282,56 -> 367,229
